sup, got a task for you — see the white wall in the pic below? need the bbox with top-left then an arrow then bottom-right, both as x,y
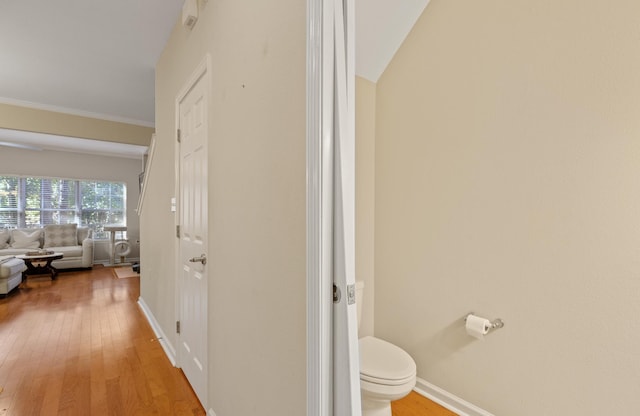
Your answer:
0,146 -> 142,262
140,0 -> 306,414
374,0 -> 640,415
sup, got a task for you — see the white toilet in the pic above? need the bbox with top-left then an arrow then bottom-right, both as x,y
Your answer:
356,281 -> 416,416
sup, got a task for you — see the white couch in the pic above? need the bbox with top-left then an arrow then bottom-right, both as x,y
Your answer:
0,225 -> 94,270
0,256 -> 26,296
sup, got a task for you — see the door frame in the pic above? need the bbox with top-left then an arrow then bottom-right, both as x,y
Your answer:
307,0 -> 359,414
306,0 -> 334,412
174,53 -> 212,408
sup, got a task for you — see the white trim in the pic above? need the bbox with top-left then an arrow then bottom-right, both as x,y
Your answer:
174,53 -> 212,369
307,0 -> 333,414
308,1 -> 361,414
175,57 -> 211,103
0,96 -> 155,127
332,0 -> 361,413
414,377 -> 495,416
136,134 -> 156,215
173,53 -> 212,410
137,296 -> 177,366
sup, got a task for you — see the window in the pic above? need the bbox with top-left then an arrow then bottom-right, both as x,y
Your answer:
0,176 -> 18,228
81,181 -> 126,239
0,175 -> 126,239
24,177 -> 77,226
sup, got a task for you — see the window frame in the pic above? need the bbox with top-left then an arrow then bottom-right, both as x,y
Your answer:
0,175 -> 126,239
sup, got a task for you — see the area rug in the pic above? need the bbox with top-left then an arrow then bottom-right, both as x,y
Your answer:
112,266 -> 138,279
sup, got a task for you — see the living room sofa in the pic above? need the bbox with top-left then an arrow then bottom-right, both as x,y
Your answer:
0,256 -> 26,296
0,224 -> 94,270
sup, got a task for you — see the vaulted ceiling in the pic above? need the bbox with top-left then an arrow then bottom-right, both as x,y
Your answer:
0,0 -> 429,154
0,0 -> 183,127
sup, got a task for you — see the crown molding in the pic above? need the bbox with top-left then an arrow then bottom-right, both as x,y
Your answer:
0,96 -> 155,128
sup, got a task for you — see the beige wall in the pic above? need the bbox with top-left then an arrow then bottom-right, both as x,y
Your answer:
140,1 -> 306,414
374,0 -> 640,414
356,76 -> 376,337
0,103 -> 153,146
0,146 -> 141,262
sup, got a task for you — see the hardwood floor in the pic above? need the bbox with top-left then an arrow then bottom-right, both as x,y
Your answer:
392,391 -> 458,416
0,266 -> 456,415
0,266 -> 205,416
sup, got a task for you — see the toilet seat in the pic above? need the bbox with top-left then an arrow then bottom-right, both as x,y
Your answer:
359,336 -> 416,386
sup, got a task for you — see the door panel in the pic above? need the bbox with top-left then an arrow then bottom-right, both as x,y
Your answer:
178,70 -> 208,406
332,0 -> 361,414
307,0 -> 360,414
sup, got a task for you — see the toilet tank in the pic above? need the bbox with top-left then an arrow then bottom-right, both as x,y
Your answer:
355,280 -> 364,332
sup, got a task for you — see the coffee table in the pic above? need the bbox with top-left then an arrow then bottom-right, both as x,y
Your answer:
16,252 -> 64,281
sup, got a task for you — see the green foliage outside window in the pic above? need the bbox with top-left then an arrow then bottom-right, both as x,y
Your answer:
81,181 -> 126,239
0,175 -> 126,238
0,176 -> 18,227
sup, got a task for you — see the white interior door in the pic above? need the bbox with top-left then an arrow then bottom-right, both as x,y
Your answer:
177,64 -> 209,407
332,0 -> 360,414
307,0 -> 360,415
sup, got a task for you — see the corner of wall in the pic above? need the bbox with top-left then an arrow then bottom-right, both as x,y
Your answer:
137,296 -> 177,365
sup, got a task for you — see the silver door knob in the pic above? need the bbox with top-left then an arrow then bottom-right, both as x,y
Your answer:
189,254 -> 207,265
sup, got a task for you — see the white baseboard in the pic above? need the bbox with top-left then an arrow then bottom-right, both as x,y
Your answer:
414,377 -> 495,416
137,296 -> 177,366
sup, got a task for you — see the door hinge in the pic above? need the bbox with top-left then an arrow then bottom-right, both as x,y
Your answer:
177,129 -> 181,143
346,283 -> 356,305
333,284 -> 356,304
333,284 -> 341,303
176,225 -> 180,238
176,320 -> 181,334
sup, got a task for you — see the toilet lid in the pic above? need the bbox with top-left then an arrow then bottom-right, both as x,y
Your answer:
359,336 -> 416,385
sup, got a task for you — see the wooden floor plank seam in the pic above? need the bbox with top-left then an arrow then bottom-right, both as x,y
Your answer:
1,267 -> 453,415
0,267 -> 205,416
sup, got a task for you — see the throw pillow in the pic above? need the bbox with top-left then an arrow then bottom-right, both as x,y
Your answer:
10,229 -> 42,249
44,224 -> 78,248
0,229 -> 10,249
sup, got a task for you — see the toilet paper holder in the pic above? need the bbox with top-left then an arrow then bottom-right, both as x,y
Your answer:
465,312 -> 504,332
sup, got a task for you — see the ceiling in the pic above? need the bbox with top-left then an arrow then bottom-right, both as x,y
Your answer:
0,0 -> 429,157
356,0 -> 430,82
0,0 -> 183,126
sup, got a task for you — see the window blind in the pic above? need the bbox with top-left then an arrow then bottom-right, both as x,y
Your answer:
24,177 -> 78,226
0,176 -> 19,228
0,175 -> 125,238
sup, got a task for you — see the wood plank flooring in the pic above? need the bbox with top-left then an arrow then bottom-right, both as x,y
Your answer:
1,266 -> 454,415
392,391 -> 459,416
0,266 -> 205,416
